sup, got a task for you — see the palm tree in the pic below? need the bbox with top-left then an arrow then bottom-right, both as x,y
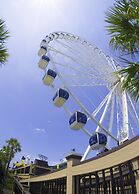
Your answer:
0,18 -> 9,64
0,146 -> 10,170
105,0 -> 139,100
117,60 -> 139,101
5,138 -> 21,174
105,0 -> 139,54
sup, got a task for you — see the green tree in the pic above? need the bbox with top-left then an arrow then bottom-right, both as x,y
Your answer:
117,60 -> 139,101
0,18 -> 9,64
105,0 -> 139,101
105,0 -> 139,54
0,146 -> 10,170
4,138 -> 21,174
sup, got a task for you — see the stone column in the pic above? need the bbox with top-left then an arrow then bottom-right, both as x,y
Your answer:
66,153 -> 82,194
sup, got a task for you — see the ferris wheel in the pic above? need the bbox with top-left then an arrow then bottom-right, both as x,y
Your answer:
37,32 -> 139,161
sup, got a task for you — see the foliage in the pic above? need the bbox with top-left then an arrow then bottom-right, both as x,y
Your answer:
5,138 -> 21,174
105,0 -> 139,54
0,146 -> 10,170
0,18 -> 9,64
105,0 -> 139,100
116,60 -> 139,101
6,138 -> 21,156
4,173 -> 14,190
0,138 -> 21,174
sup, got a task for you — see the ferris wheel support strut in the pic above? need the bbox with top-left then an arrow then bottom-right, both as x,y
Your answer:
81,145 -> 91,162
120,90 -> 129,143
127,94 -> 139,126
88,83 -> 118,121
96,91 -> 113,133
81,91 -> 115,161
107,93 -> 115,146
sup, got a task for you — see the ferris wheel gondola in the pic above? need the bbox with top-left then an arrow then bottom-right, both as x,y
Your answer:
38,45 -> 47,57
89,132 -> 107,150
38,55 -> 50,69
69,111 -> 87,130
37,31 -> 139,161
43,69 -> 57,86
53,88 -> 69,107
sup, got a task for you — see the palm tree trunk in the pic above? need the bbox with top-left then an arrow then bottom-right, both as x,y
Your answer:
5,148 -> 13,175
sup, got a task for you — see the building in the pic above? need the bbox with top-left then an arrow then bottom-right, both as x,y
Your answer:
13,135 -> 139,194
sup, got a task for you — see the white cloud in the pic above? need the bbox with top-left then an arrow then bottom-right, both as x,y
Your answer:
35,128 -> 46,133
49,161 -> 59,165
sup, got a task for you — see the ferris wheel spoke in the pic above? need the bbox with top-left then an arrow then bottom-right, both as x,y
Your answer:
49,54 -> 118,142
81,128 -> 92,137
48,45 -> 92,69
61,72 -> 106,85
127,94 -> 139,126
88,83 -> 119,120
63,104 -> 72,116
65,38 -> 109,63
54,65 -> 97,79
45,31 -> 117,73
64,39 -> 93,60
60,72 -> 106,87
50,84 -> 92,137
55,39 -> 92,61
52,61 -> 102,82
49,32 -> 106,59
52,63 -> 106,86
59,74 -> 99,80
48,45 -> 113,81
56,35 -> 95,57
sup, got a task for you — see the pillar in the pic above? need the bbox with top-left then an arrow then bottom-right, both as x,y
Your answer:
66,153 -> 82,194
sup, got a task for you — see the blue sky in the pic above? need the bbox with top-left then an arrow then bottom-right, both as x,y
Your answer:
0,0 -> 118,164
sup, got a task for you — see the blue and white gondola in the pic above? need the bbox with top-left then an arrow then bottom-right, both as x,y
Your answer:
40,39 -> 47,47
53,88 -> 69,107
38,55 -> 50,70
43,69 -> 57,86
69,111 -> 87,130
89,132 -> 107,150
38,45 -> 47,57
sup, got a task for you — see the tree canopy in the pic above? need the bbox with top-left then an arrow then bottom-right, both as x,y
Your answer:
0,18 -> 9,65
0,138 -> 21,174
105,0 -> 139,101
105,0 -> 139,54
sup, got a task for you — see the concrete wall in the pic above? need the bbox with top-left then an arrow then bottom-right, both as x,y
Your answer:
20,135 -> 139,194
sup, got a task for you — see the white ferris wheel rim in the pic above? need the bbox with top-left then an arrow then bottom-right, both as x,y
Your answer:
38,31 -> 139,159
44,31 -> 120,87
45,32 -> 119,138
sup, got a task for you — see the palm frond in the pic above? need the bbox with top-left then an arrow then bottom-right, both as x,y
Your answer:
116,60 -> 139,101
105,0 -> 139,54
0,18 -> 9,65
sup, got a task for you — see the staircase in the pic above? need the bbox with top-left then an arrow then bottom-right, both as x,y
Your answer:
13,177 -> 31,194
